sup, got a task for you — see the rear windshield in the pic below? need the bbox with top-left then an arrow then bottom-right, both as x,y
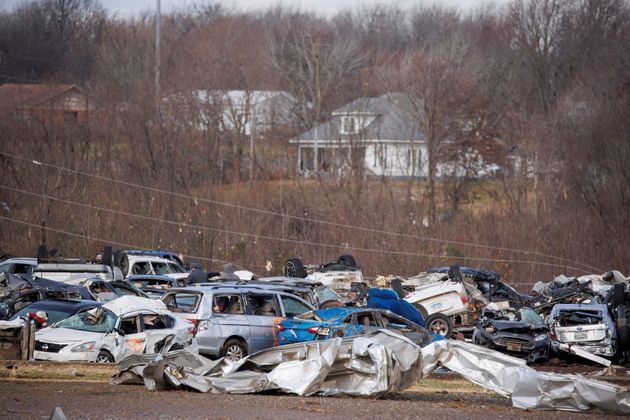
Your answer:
556,310 -> 603,326
163,292 -> 201,313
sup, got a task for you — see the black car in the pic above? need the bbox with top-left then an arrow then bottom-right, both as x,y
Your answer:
472,306 -> 550,363
9,298 -> 102,329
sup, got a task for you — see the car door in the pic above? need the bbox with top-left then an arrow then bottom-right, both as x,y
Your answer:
115,314 -> 147,359
245,293 -> 282,353
197,293 -> 250,355
141,312 -> 179,353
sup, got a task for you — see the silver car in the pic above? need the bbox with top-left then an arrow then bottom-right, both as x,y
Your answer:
161,285 -> 315,361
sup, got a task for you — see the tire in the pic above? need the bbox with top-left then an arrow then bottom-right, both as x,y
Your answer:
412,303 -> 429,321
116,253 -> 129,277
426,313 -> 453,338
284,257 -> 307,278
222,338 -> 247,362
95,350 -> 114,364
338,254 -> 356,268
319,299 -> 344,309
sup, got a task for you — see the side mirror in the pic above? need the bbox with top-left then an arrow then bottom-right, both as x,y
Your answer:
114,327 -> 125,336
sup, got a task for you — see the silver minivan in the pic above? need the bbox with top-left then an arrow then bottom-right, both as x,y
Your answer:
161,285 -> 315,361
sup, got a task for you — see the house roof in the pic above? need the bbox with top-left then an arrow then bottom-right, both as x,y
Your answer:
0,83 -> 87,109
292,93 -> 425,144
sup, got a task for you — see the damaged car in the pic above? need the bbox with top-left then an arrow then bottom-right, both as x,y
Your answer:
283,254 -> 364,292
161,286 -> 315,361
547,303 -> 618,363
34,295 -> 195,363
277,306 -> 440,347
472,305 -> 549,363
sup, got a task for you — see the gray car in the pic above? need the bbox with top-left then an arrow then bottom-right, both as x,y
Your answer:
161,285 -> 315,361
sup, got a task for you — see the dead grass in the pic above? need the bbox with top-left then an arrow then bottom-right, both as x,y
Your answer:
0,361 -> 115,382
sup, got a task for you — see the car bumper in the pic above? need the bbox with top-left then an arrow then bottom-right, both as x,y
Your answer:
34,349 -> 97,363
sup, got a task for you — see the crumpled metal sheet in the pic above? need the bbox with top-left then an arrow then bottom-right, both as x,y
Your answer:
113,330 -> 421,397
113,330 -> 629,414
420,339 -> 630,414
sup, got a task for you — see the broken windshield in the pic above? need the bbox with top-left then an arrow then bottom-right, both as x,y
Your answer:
54,307 -> 117,333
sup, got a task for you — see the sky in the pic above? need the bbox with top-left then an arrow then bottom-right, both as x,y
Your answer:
2,0 -> 509,16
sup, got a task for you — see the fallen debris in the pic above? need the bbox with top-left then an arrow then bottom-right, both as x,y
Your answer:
113,330 -> 630,414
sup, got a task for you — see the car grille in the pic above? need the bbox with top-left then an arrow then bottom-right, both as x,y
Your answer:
495,337 -> 531,347
35,341 -> 67,353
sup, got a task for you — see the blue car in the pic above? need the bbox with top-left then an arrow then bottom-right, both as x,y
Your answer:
277,306 -> 442,346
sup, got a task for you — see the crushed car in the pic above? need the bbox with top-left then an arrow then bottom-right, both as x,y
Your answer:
283,254 -> 364,292
472,305 -> 550,363
34,295 -> 195,363
547,303 -> 617,365
161,285 -> 315,361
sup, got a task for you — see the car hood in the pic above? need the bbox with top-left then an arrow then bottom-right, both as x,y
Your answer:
36,327 -> 105,344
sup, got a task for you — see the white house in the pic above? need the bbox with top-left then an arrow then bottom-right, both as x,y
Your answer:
165,90 -> 300,136
290,93 -> 427,177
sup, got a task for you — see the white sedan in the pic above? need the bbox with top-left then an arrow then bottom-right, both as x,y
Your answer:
34,295 -> 196,363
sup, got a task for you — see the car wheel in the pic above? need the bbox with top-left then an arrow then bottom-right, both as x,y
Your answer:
426,313 -> 453,338
338,254 -> 356,268
284,257 -> 307,278
222,339 -> 247,362
96,350 -> 114,364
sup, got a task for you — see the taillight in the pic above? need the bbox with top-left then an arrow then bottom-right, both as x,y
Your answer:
460,296 -> 468,305
307,327 -> 330,336
277,324 -> 284,332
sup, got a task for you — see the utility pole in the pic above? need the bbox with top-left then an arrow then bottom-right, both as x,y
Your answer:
155,0 -> 161,98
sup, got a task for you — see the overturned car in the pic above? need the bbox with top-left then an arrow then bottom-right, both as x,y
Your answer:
473,305 -> 549,363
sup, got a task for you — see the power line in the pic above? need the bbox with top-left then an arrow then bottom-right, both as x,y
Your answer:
0,204 -> 593,274
0,215 -> 265,271
0,151 -> 602,272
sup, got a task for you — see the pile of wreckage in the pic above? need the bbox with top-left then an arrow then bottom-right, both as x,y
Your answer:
1,249 -> 630,414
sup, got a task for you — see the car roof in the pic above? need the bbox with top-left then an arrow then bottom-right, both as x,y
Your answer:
199,281 -> 313,292
258,276 -> 323,286
128,275 -> 174,281
1,257 -> 37,265
127,255 -> 176,263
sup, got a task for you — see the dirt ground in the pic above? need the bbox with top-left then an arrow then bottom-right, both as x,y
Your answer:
0,378 -> 616,420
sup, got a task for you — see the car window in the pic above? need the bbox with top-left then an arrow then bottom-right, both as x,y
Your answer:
143,314 -> 174,329
55,308 -> 116,333
281,296 -> 311,318
120,315 -> 140,334
132,262 -> 150,275
11,307 -> 78,325
153,262 -> 168,275
357,312 -> 379,328
213,294 -> 244,314
380,314 -> 414,331
476,281 -> 491,294
248,294 -> 279,317
14,264 -> 32,274
13,293 -> 39,312
88,282 -> 118,302
168,262 -> 186,274
111,283 -> 139,297
162,293 -> 200,314
316,286 -> 342,302
0,263 -> 10,273
519,308 -> 543,326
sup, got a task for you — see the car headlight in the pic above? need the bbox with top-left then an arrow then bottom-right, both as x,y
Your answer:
71,341 -> 96,352
534,334 -> 548,342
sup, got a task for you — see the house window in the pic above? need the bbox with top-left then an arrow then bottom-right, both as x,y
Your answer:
341,117 -> 358,134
